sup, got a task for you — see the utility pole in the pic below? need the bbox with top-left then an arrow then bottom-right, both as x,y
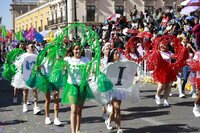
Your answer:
74,0 -> 78,38
65,0 -> 68,26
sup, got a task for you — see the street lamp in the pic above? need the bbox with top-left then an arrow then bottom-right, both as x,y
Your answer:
74,0 -> 78,38
65,0 -> 68,26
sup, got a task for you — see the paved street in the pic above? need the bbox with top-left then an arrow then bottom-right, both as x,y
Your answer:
0,79 -> 200,133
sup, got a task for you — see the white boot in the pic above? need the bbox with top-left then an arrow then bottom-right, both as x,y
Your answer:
193,104 -> 200,117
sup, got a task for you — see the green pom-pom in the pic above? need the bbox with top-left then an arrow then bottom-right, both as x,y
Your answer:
26,71 -> 37,88
97,73 -> 113,92
35,74 -> 50,94
48,60 -> 67,88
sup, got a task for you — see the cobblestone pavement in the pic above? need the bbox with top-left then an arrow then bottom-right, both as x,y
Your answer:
0,79 -> 200,133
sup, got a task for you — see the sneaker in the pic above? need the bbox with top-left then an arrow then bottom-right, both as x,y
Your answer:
105,119 -> 113,130
189,90 -> 194,95
102,113 -> 108,120
179,93 -> 186,98
193,106 -> 200,117
163,99 -> 170,107
27,101 -> 31,105
33,106 -> 41,115
54,117 -> 62,126
13,97 -> 17,104
155,95 -> 161,105
45,117 -> 52,125
117,129 -> 123,133
23,104 -> 28,113
192,93 -> 197,99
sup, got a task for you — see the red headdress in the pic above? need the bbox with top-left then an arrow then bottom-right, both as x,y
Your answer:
145,35 -> 189,83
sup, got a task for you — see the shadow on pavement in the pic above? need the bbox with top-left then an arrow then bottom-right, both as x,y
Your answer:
117,124 -> 200,133
0,119 -> 27,126
173,101 -> 194,107
81,116 -> 104,124
122,106 -> 164,112
121,111 -> 170,120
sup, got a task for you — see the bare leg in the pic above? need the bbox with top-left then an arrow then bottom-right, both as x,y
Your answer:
32,89 -> 38,107
53,91 -> 59,118
76,104 -> 83,133
23,89 -> 29,104
156,83 -> 164,96
164,83 -> 171,100
195,89 -> 200,105
70,104 -> 77,133
45,92 -> 50,117
102,105 -> 106,113
112,99 -> 121,130
13,87 -> 18,97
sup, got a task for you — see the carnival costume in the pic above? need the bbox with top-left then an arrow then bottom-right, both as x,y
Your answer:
2,48 -> 25,81
146,35 -> 189,84
26,23 -> 113,105
106,60 -> 140,103
188,51 -> 200,90
11,52 -> 37,89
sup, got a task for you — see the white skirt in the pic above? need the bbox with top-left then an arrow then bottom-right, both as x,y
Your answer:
89,79 -> 141,104
11,70 -> 33,90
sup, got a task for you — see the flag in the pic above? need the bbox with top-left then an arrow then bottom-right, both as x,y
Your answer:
107,13 -> 121,22
15,31 -> 25,41
1,26 -> 8,39
25,27 -> 35,41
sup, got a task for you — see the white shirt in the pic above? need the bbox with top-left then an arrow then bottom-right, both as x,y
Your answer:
64,56 -> 89,85
160,51 -> 172,63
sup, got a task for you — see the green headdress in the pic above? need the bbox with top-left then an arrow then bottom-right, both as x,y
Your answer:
27,23 -> 101,94
2,48 -> 25,80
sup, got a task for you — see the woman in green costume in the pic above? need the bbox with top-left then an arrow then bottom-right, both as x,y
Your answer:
62,43 -> 94,133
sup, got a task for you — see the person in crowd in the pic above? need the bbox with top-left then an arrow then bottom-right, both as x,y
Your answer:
104,48 -> 124,133
189,49 -> 200,117
62,42 -> 93,133
11,43 -> 41,114
100,42 -> 111,120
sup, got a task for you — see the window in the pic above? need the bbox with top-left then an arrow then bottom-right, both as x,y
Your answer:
145,6 -> 154,14
86,5 -> 95,22
35,21 -> 37,31
55,10 -> 57,23
41,20 -> 43,31
115,6 -> 124,16
60,8 -> 63,22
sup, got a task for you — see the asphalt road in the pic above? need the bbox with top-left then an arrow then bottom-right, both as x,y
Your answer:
0,79 -> 200,133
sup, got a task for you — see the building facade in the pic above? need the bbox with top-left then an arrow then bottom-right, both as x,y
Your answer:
14,0 -> 182,31
10,0 -> 38,32
15,2 -> 50,32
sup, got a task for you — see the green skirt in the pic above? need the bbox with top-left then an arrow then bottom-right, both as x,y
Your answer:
61,82 -> 95,105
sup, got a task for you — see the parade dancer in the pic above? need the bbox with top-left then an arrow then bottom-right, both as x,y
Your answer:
62,43 -> 94,133
104,48 -> 123,133
104,48 -> 141,133
188,50 -> 200,117
146,35 -> 189,106
101,42 -> 111,120
41,58 -> 63,126
11,43 -> 41,114
2,44 -> 25,104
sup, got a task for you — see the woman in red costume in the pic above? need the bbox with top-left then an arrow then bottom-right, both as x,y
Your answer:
188,50 -> 200,117
146,35 -> 189,106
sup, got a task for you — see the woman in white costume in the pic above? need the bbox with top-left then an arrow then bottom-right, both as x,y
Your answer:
11,43 -> 41,114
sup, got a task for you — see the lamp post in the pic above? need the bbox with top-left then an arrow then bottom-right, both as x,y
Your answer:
74,0 -> 78,38
65,0 -> 68,26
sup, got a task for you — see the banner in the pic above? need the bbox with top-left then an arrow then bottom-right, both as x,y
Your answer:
106,61 -> 138,89
22,54 -> 37,81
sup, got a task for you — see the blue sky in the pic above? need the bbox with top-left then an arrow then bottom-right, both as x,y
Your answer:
0,0 -> 12,30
